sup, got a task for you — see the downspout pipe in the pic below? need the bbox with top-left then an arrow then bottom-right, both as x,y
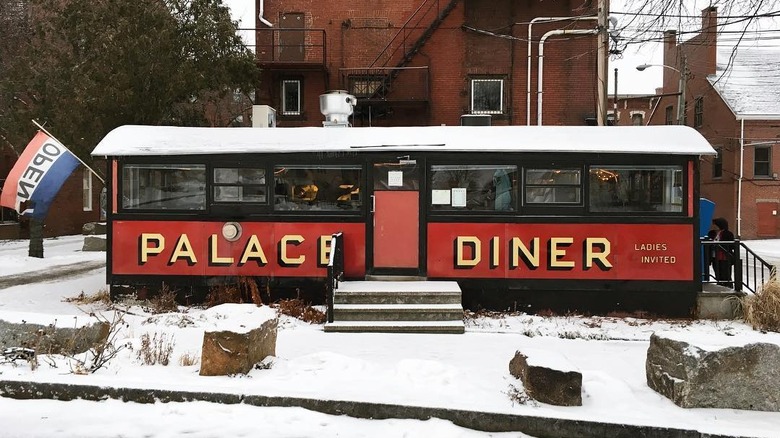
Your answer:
525,16 -> 598,125
738,119 -> 744,237
258,0 -> 272,27
537,29 -> 598,126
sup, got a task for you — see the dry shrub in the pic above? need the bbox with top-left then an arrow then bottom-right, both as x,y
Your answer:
65,288 -> 110,305
137,332 -> 175,366
178,351 -> 199,367
742,281 -> 780,332
205,277 -> 263,308
149,283 -> 179,314
276,298 -> 325,324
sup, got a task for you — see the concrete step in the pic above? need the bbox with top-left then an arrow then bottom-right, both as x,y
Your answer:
324,320 -> 465,334
333,304 -> 464,322
334,290 -> 461,305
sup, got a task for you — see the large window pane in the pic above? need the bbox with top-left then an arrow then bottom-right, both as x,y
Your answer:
754,147 -> 771,177
274,165 -> 362,211
525,169 -> 581,204
589,165 -> 683,213
122,164 -> 206,210
430,165 -> 517,211
282,79 -> 301,115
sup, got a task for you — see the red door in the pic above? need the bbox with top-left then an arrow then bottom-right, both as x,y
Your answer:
757,202 -> 779,237
371,161 -> 420,270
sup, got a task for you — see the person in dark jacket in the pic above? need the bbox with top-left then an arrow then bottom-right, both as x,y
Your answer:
712,217 -> 735,287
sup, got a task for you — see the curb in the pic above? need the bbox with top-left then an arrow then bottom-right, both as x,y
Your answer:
0,379 -> 749,438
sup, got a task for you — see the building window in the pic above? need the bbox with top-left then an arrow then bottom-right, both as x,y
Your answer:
631,113 -> 644,126
589,165 -> 683,213
471,78 -> 503,114
694,96 -> 703,128
713,147 -> 723,179
665,105 -> 674,125
82,168 -> 92,211
274,165 -> 362,211
525,168 -> 581,205
754,146 -> 771,177
122,164 -> 206,210
430,165 -> 517,211
349,75 -> 384,98
213,168 -> 267,203
281,79 -> 301,115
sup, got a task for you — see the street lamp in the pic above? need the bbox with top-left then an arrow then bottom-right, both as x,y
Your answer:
636,57 -> 688,125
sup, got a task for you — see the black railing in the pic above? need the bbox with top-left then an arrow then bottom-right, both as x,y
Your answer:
701,239 -> 776,294
326,232 -> 344,323
254,28 -> 326,66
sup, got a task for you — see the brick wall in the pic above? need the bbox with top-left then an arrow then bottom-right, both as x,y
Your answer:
258,0 -> 598,127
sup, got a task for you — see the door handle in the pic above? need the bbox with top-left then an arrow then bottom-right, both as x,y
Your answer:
370,195 -> 375,214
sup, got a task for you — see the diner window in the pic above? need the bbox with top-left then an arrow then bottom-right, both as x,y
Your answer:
213,167 -> 266,203
712,147 -> 723,179
122,164 -> 206,210
754,146 -> 771,177
665,106 -> 674,125
274,165 -> 362,211
430,165 -> 517,211
471,78 -> 503,114
589,165 -> 683,213
281,79 -> 301,115
525,169 -> 581,205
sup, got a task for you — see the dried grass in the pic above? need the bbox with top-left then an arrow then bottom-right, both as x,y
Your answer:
276,298 -> 325,324
65,288 -> 110,305
137,332 -> 175,366
178,351 -> 199,367
742,281 -> 780,332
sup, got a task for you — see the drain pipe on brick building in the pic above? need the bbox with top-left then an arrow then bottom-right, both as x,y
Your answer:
536,29 -> 598,126
258,0 -> 272,27
525,16 -> 598,125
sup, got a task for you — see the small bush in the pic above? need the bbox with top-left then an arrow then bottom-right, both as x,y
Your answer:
205,277 -> 263,308
178,351 -> 199,367
137,332 -> 175,366
742,281 -> 780,332
276,298 -> 325,324
149,283 -> 179,314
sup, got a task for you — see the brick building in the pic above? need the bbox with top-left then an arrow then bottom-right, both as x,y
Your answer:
641,7 -> 780,239
254,0 -> 602,127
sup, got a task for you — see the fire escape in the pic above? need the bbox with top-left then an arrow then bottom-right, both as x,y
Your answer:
341,0 -> 459,122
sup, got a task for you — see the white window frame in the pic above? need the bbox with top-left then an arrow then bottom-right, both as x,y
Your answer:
281,79 -> 301,116
82,168 -> 92,211
470,78 -> 503,115
630,111 -> 645,126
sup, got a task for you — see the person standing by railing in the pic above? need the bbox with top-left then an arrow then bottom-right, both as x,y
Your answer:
712,217 -> 735,288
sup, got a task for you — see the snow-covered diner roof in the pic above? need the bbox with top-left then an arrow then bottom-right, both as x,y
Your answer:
92,125 -> 716,157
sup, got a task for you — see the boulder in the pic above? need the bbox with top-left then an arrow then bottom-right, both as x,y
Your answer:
82,222 -> 107,235
646,332 -> 780,411
199,304 -> 278,376
509,348 -> 582,406
82,235 -> 106,252
0,317 -> 110,355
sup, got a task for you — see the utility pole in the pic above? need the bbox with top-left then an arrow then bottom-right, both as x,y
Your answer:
596,0 -> 610,126
677,55 -> 688,125
613,68 -> 618,125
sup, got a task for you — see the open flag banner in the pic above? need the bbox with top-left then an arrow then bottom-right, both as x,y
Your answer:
0,131 -> 80,219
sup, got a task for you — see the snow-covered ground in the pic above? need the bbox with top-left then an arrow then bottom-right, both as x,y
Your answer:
1,235 -> 780,438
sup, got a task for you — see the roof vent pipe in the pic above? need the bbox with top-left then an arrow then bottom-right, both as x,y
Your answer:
320,90 -> 357,127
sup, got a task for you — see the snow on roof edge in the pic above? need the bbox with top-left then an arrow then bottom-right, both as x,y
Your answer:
91,125 -> 716,157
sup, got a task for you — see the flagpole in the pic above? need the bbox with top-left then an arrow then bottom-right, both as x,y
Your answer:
31,119 -> 105,184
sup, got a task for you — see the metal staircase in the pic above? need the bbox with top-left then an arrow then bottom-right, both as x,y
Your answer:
367,0 -> 460,99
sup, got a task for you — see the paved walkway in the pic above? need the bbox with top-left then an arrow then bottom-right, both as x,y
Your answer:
0,259 -> 105,289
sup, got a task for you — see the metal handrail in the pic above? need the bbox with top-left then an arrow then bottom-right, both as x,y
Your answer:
701,239 -> 775,294
325,232 -> 344,323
